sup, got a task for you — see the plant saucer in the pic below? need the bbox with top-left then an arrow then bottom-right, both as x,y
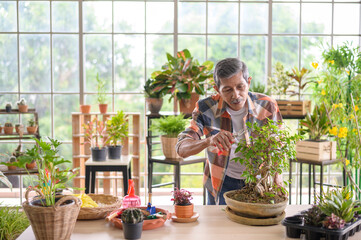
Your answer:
171,212 -> 199,223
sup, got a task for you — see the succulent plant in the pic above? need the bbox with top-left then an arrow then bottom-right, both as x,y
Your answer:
28,119 -> 36,127
5,102 -> 12,107
4,123 -> 13,127
17,98 -> 27,105
121,208 -> 144,224
323,213 -> 346,229
304,205 -> 326,227
15,124 -> 22,127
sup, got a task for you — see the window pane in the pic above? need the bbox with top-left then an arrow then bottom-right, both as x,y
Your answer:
114,2 -> 145,33
272,36 -> 299,68
0,34 -> 17,92
240,36 -> 267,84
301,36 -> 330,68
334,4 -> 360,34
333,37 -> 360,48
146,35 -> 173,76
114,35 -> 145,92
0,2 -> 17,32
208,3 -> 238,34
19,1 -> 50,32
54,94 -> 79,141
178,35 -> 206,63
240,3 -> 268,34
53,35 -> 79,92
84,35 -> 112,93
146,2 -> 173,33
114,94 -> 144,113
0,94 -> 18,123
84,94 -> 113,113
83,2 -> 112,33
302,4 -> 331,34
52,2 -> 79,32
20,35 -> 50,92
179,2 -> 206,34
208,36 -> 238,63
272,3 -> 299,34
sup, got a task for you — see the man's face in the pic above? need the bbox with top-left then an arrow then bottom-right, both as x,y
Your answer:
214,71 -> 251,111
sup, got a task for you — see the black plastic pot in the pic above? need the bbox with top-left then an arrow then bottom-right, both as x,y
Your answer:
5,106 -> 11,112
30,196 -> 74,207
91,147 -> 107,162
108,145 -> 122,160
122,221 -> 143,239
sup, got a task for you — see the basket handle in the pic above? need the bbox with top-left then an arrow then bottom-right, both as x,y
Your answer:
25,186 -> 44,204
54,195 -> 82,210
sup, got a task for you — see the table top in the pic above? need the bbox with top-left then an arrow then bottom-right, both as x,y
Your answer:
85,155 -> 131,166
17,205 -> 322,240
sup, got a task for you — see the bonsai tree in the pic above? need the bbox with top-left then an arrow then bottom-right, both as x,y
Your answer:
233,120 -> 301,200
299,104 -> 330,141
105,111 -> 129,159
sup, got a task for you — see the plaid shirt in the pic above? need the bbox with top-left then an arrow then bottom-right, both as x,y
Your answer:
176,91 -> 282,204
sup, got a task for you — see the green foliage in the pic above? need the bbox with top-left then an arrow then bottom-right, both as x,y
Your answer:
4,123 -> 12,127
121,208 -> 144,224
304,205 -> 326,227
150,49 -> 214,100
233,120 -> 301,197
299,105 -> 330,141
150,114 -> 188,138
0,205 -> 29,240
144,78 -> 163,98
105,111 -> 128,146
27,119 -> 36,127
287,66 -> 314,98
249,81 -> 270,95
96,73 -> 107,104
268,62 -> 293,98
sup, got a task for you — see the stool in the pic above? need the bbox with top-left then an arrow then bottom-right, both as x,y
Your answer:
85,155 -> 131,196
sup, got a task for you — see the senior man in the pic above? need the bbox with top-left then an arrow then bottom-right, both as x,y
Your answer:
176,58 -> 282,205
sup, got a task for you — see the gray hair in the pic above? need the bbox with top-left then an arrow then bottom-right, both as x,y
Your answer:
213,58 -> 249,88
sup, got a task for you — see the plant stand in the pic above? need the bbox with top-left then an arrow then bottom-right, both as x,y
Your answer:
277,100 -> 311,118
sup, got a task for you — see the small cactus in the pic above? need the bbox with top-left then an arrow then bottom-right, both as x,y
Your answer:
15,124 -> 22,127
121,208 -> 144,224
5,123 -> 13,127
323,213 -> 346,229
5,102 -> 12,107
304,205 -> 326,227
17,98 -> 27,105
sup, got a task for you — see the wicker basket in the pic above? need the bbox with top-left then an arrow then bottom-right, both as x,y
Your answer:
22,187 -> 81,240
77,194 -> 122,220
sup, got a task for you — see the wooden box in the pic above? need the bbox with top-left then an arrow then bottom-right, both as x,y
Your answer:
296,140 -> 336,161
277,100 -> 311,117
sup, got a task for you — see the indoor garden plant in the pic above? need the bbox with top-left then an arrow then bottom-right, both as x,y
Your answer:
5,102 -> 12,112
121,208 -> 144,240
27,118 -> 37,134
83,118 -> 108,161
96,73 -> 108,114
224,120 -> 301,225
150,49 -> 214,114
3,122 -> 13,135
150,114 -> 188,159
17,98 -> 28,113
171,188 -> 193,218
17,137 -> 81,240
144,78 -> 164,114
105,111 -> 128,159
0,204 -> 29,240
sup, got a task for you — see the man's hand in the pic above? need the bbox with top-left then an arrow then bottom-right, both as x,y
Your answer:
207,130 -> 234,152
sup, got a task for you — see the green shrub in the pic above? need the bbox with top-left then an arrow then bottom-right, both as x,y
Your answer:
0,205 -> 29,240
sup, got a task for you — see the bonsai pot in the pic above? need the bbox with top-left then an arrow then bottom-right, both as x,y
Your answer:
18,105 -> 28,113
179,92 -> 199,114
92,147 -> 107,161
108,145 -> 122,160
122,221 -> 143,240
146,98 -> 163,114
4,126 -> 14,135
174,203 -> 194,218
27,126 -> 38,134
160,136 -> 181,159
5,106 -> 11,112
80,105 -> 91,114
99,104 -> 108,114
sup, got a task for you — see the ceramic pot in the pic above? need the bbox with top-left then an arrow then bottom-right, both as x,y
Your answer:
18,105 -> 28,113
80,105 -> 91,114
99,104 -> 108,114
146,98 -> 163,114
108,145 -> 122,160
179,92 -> 199,114
174,203 -> 194,218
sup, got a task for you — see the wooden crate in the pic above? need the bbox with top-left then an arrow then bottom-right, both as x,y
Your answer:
277,100 -> 311,117
296,140 -> 336,161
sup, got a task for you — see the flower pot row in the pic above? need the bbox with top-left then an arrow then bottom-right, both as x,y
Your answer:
4,98 -> 29,113
80,104 -> 108,114
91,145 -> 123,161
0,125 -> 38,134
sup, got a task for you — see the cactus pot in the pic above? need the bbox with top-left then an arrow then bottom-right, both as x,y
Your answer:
5,106 -> 11,112
4,126 -> 14,135
91,147 -> 107,162
108,145 -> 122,160
122,221 -> 143,240
18,105 -> 28,113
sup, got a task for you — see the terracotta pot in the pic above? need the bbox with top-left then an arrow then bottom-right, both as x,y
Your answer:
99,104 -> 108,114
15,125 -> 24,134
18,105 -> 28,113
146,98 -> 163,114
80,105 -> 91,114
26,161 -> 36,169
8,165 -> 17,170
174,203 -> 194,218
27,126 -> 38,134
4,126 -> 14,135
0,126 -> 2,134
179,92 -> 200,114
160,136 -> 180,159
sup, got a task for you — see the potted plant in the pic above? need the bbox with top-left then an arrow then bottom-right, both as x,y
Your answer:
96,73 -> 108,114
15,123 -> 24,134
149,114 -> 188,159
83,118 -> 108,161
144,78 -> 164,114
4,123 -> 14,135
17,98 -> 28,113
171,188 -> 193,218
296,104 -> 336,161
105,111 -> 129,159
27,119 -> 38,134
0,204 -> 29,240
17,137 -> 81,240
5,102 -> 12,113
80,102 -> 91,114
121,208 -> 144,240
150,49 -> 214,114
224,120 -> 301,225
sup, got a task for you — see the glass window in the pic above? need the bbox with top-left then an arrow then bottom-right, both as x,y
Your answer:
302,3 -> 332,34
207,35 -> 238,63
83,2 -> 112,33
52,2 -> 79,33
146,2 -> 174,33
0,2 -> 17,32
146,35 -> 173,75
0,34 -> 18,92
54,94 -> 79,141
240,3 -> 268,34
178,35 -> 206,63
208,3 -> 238,34
114,1 -> 145,33
334,4 -> 360,34
19,1 -> 50,32
179,2 -> 206,34
272,3 -> 300,34
301,36 -> 331,67
272,36 -> 299,68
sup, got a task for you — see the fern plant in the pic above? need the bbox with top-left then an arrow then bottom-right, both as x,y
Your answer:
150,114 -> 188,138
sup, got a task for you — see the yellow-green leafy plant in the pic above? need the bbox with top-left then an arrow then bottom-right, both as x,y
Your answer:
105,111 -> 129,146
0,204 -> 29,240
299,104 -> 331,141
